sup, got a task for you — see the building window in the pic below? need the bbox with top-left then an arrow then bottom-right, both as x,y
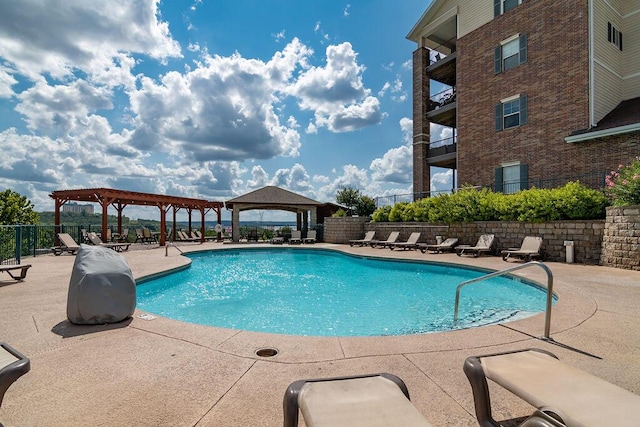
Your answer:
494,35 -> 527,74
608,22 -> 623,50
494,0 -> 522,17
495,95 -> 528,131
495,163 -> 528,194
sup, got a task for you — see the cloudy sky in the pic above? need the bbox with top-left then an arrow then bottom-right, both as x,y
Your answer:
0,0 -> 453,221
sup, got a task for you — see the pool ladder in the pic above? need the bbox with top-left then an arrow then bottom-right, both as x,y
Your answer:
454,261 -> 554,340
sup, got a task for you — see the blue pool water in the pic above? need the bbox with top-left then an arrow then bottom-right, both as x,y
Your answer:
136,248 -> 554,337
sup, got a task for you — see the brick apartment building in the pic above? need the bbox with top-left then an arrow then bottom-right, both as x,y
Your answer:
407,0 -> 640,197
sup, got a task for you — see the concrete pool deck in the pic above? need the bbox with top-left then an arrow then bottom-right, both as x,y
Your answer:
0,242 -> 639,426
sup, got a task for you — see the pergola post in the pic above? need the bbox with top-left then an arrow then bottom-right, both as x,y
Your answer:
101,200 -> 109,242
54,198 -> 62,245
158,204 -> 167,246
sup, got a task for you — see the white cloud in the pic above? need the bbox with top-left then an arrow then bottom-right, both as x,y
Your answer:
343,4 -> 351,17
290,42 -> 384,132
0,0 -> 181,85
272,30 -> 286,42
369,117 -> 412,183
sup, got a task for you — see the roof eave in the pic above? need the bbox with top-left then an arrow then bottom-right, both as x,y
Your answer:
565,122 -> 640,143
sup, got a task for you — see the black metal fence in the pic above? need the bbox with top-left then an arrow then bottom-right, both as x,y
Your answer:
0,224 -> 110,265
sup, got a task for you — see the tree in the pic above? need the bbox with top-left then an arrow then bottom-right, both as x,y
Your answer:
0,189 -> 39,225
356,195 -> 377,217
336,186 -> 361,213
336,186 -> 377,217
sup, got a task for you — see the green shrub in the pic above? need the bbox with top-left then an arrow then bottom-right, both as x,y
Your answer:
388,202 -> 408,222
605,157 -> 640,206
371,205 -> 391,222
332,209 -> 347,217
372,182 -> 606,224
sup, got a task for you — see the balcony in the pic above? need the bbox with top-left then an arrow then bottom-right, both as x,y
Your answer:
427,87 -> 456,128
427,50 -> 456,86
427,136 -> 457,169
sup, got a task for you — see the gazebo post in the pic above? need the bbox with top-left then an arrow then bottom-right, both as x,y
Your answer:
216,206 -> 222,242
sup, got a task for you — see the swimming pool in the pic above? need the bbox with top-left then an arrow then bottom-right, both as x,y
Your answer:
136,248 -> 554,336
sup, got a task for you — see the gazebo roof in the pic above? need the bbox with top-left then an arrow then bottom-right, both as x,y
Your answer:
225,186 -> 321,211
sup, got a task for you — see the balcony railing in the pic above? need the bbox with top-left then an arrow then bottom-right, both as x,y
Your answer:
428,87 -> 456,112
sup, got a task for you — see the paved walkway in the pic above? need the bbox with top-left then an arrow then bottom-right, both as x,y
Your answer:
1,242 -> 639,426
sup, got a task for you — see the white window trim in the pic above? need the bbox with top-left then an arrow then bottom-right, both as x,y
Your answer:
500,34 -> 520,45
501,94 -> 520,103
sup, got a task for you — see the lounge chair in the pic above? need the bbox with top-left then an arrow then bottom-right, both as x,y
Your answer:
370,231 -> 400,248
247,229 -> 259,242
0,264 -> 31,281
302,230 -> 317,244
134,228 -> 145,243
349,231 -> 376,247
464,348 -> 640,427
0,342 -> 30,407
418,237 -> 458,254
87,232 -> 130,252
114,228 -> 129,243
52,233 -> 80,255
387,232 -> 421,250
502,236 -> 543,262
289,230 -> 302,244
283,373 -> 433,427
142,227 -> 157,243
455,234 -> 495,257
177,231 -> 198,242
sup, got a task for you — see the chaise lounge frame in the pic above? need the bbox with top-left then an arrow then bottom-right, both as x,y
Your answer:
0,264 -> 31,281
464,348 -> 640,427
0,342 -> 30,407
283,372 -> 432,427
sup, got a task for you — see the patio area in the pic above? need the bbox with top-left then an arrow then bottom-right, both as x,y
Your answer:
1,242 -> 639,426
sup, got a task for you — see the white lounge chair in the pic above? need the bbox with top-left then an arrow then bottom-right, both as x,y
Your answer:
289,230 -> 302,244
349,231 -> 375,247
370,231 -> 400,248
52,233 -> 80,256
387,232 -> 421,250
283,373 -> 433,427
419,237 -> 458,254
502,236 -> 543,262
464,348 -> 640,427
455,234 -> 495,257
87,232 -> 131,252
302,230 -> 317,244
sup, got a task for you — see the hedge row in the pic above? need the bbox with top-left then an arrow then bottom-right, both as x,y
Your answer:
372,182 -> 607,223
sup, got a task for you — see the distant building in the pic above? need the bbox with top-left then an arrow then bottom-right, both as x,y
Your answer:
62,202 -> 94,214
407,0 -> 640,197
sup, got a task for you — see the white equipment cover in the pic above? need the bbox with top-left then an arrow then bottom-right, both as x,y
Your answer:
66,244 -> 136,324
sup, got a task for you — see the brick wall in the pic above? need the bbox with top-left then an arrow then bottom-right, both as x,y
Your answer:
325,220 -> 604,264
601,205 -> 640,270
451,0 -> 638,190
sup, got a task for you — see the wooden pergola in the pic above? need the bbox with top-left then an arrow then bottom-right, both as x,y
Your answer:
49,188 -> 224,246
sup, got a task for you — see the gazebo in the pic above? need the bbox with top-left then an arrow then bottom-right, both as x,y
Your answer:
225,186 -> 322,242
49,188 -> 224,246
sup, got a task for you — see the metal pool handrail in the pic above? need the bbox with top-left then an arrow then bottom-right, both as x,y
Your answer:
454,261 -> 554,339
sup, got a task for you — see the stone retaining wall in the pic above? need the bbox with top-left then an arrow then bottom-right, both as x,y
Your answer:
323,217 -> 371,244
601,205 -> 640,271
326,218 -> 604,264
